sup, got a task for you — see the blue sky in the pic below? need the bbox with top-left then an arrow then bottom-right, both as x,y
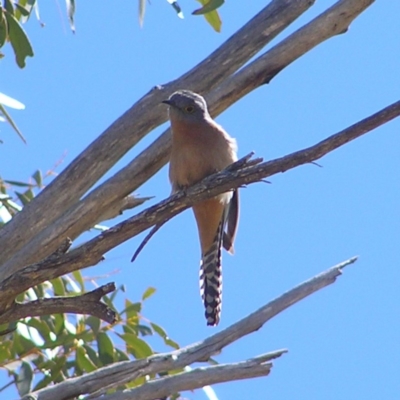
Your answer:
1,1 -> 400,399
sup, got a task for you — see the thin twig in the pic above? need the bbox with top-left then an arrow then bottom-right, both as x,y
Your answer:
131,221 -> 167,262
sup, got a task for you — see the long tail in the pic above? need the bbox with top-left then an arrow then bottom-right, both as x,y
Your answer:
199,220 -> 224,326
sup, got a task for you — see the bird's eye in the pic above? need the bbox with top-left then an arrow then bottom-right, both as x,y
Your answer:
184,106 -> 195,113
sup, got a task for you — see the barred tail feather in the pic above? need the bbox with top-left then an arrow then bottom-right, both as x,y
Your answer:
199,221 -> 224,326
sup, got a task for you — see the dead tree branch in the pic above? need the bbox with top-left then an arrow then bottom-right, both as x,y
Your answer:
0,0 -> 374,276
96,352 -> 284,400
22,257 -> 356,400
0,0 -> 314,267
0,283 -> 117,326
0,100 -> 397,291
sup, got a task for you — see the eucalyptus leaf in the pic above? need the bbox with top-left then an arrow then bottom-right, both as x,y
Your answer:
4,11 -> 34,68
16,361 -> 33,396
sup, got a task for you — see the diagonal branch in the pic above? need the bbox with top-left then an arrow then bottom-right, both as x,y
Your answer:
96,352 -> 286,400
0,283 -> 117,326
0,0 -> 375,277
0,0 -> 313,268
0,100 -> 397,286
23,257 -> 356,400
94,195 -> 154,225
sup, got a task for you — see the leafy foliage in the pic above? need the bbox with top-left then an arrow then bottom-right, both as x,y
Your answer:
0,0 -> 225,71
193,0 -> 224,32
0,277 -> 180,397
0,171 -> 180,398
0,168 -> 48,225
0,1 -> 226,397
0,0 -> 34,68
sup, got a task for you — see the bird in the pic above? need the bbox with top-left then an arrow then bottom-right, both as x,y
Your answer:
163,90 -> 239,326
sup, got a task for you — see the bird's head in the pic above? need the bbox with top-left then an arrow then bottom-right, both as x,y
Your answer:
162,90 -> 209,122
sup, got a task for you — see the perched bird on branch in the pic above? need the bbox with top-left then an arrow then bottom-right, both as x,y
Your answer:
163,90 -> 239,326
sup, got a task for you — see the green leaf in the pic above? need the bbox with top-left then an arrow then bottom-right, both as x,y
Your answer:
4,10 -> 34,68
83,344 -> 100,366
40,332 -> 75,350
25,318 -> 52,343
170,393 -> 181,400
50,277 -> 66,296
53,313 -> 65,336
125,375 -> 147,389
0,341 -> 12,363
193,0 -> 222,32
142,286 -> 156,301
32,169 -> 43,187
15,188 -> 34,205
72,270 -> 85,291
32,283 -> 44,299
14,4 -> 30,17
33,356 -> 66,390
115,348 -> 130,362
96,332 -> 114,365
15,0 -> 37,22
75,329 -> 94,344
108,283 -> 123,303
15,190 -> 31,205
0,8 -> 7,48
3,179 -> 32,187
192,0 -> 224,15
85,316 -> 101,335
150,322 -> 180,349
101,294 -> 118,312
33,373 -> 54,391
0,321 -> 17,336
137,325 -> 153,336
203,10 -> 221,32
120,333 -> 153,359
24,188 -> 34,200
76,346 -> 97,373
150,322 -> 167,338
0,102 -> 27,143
137,324 -> 152,336
122,299 -> 141,319
123,324 -> 137,335
12,333 -> 35,357
16,361 -> 33,396
4,0 -> 14,15
165,338 -> 180,349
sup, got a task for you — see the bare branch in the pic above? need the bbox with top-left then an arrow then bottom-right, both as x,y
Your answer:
0,283 -> 117,326
210,0 -> 376,110
1,100 -> 397,285
95,195 -> 154,225
0,0 -> 313,268
23,257 -> 356,400
0,0 -> 374,276
97,353 -> 284,400
0,237 -> 104,312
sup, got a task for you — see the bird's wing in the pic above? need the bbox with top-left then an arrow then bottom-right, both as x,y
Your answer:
222,189 -> 239,254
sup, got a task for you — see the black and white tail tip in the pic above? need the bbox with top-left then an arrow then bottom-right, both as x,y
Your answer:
199,223 -> 223,326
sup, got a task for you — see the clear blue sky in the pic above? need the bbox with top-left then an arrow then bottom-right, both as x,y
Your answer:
1,1 -> 400,399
